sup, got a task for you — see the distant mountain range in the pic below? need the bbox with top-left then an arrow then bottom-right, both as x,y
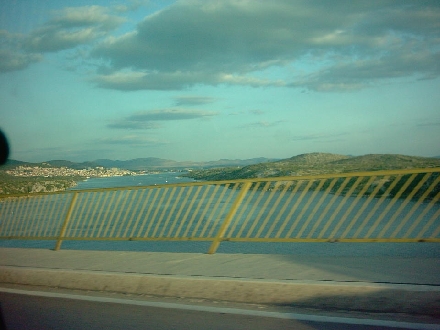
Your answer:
4,157 -> 278,171
184,152 -> 440,181
4,153 -> 440,177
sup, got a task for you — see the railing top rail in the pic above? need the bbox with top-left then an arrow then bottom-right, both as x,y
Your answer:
1,167 -> 439,198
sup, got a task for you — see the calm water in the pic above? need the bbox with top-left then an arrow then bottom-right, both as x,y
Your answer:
70,172 -> 196,190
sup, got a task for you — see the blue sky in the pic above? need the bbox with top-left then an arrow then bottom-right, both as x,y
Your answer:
1,0 -> 439,162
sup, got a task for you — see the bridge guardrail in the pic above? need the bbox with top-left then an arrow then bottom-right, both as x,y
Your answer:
0,168 -> 439,253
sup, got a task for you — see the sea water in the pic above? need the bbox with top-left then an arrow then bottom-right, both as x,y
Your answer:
70,172 -> 196,190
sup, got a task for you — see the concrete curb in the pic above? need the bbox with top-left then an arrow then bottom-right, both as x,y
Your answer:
1,266 -> 439,316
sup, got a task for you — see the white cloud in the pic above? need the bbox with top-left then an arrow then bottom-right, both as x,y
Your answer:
24,6 -> 125,52
90,0 -> 440,91
2,0 -> 440,90
0,49 -> 42,73
0,31 -> 42,73
92,70 -> 282,90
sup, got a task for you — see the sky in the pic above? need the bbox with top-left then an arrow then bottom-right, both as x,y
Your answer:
0,0 -> 439,163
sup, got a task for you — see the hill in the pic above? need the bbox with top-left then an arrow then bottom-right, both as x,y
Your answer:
184,153 -> 440,181
92,157 -> 277,170
2,157 -> 276,171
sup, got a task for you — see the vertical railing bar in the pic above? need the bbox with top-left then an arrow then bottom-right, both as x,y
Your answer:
325,176 -> 365,238
63,193 -> 82,238
174,186 -> 199,237
71,192 -> 91,239
427,208 -> 440,238
158,187 -> 178,237
96,190 -> 118,237
389,173 -> 436,238
334,176 -> 377,239
120,189 -> 143,238
122,189 -> 146,237
191,185 -> 217,237
171,186 -> 194,238
91,191 -> 111,237
25,195 -> 44,237
296,179 -> 328,238
151,188 -> 173,237
411,191 -> 440,238
26,196 -> 47,237
39,194 -> 58,237
378,173 -> 429,238
103,189 -> 126,237
45,194 -> 67,237
363,175 -> 405,238
316,177 -> 354,238
286,180 -> 324,238
184,185 -> 212,237
237,182 -> 266,238
140,188 -> 164,237
33,195 -> 48,236
92,191 -> 112,238
207,182 -> 251,254
181,186 -> 204,237
306,178 -> 339,238
318,177 -> 351,237
69,192 -> 92,238
265,181 -> 295,238
167,186 -> 189,237
0,198 -> 14,236
401,177 -> 440,238
14,198 -> 27,236
111,189 -> 133,237
225,183 -> 253,237
0,199 -> 9,235
98,190 -> 122,238
129,188 -> 153,237
366,174 -> 417,238
0,199 -> 12,237
16,197 -> 32,236
175,186 -> 202,237
208,184 -> 234,238
12,199 -> 24,235
253,182 -> 283,238
342,176 -> 386,238
277,180 -> 311,238
22,196 -> 39,236
2,199 -> 18,236
54,192 -> 78,251
76,191 -> 93,238
195,184 -> 221,237
85,192 -> 105,238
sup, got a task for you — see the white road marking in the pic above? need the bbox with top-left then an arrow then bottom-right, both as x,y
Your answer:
0,287 -> 439,329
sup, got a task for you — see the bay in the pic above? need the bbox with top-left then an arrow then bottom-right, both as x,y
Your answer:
70,172 -> 196,190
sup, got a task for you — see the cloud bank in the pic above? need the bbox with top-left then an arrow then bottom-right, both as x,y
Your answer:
1,1 -> 439,92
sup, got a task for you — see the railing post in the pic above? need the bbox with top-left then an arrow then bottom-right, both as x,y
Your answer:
207,182 -> 251,254
54,192 -> 78,251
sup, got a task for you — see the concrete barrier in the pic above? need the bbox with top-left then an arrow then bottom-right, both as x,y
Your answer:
1,266 -> 439,316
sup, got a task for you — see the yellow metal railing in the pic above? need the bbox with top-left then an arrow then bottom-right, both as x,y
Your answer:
0,168 -> 439,253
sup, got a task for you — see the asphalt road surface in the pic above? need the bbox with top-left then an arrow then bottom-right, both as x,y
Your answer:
1,289 -> 438,330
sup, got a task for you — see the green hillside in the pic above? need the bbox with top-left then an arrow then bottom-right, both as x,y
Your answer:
185,153 -> 440,181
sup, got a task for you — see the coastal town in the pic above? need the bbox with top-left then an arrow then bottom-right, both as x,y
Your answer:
5,165 -> 140,178
0,165 -> 144,195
